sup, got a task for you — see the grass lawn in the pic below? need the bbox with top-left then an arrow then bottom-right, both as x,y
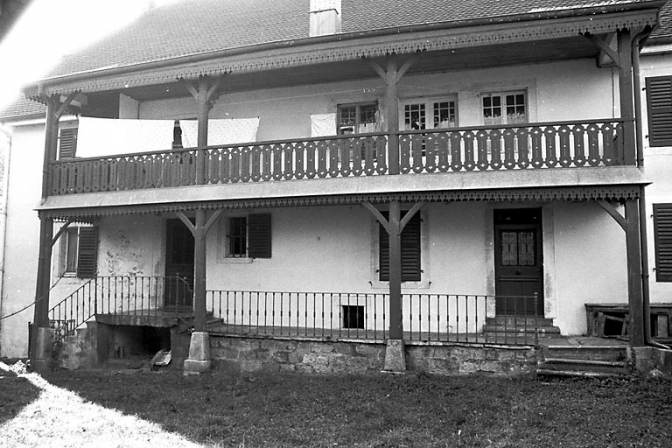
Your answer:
7,368 -> 660,448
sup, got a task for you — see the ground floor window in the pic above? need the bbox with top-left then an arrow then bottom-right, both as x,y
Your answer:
60,226 -> 98,278
378,211 -> 422,282
654,204 -> 672,282
225,214 -> 272,259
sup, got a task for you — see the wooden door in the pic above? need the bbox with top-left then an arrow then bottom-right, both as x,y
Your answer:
165,219 -> 194,308
494,208 -> 543,316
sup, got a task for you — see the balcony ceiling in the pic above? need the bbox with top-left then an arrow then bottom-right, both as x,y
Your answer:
114,34 -> 600,103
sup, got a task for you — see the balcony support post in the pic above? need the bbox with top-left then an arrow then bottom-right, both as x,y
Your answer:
363,200 -> 423,371
369,54 -> 421,175
617,29 -> 636,165
176,208 -> 223,374
624,199 -> 646,347
182,75 -> 221,184
32,93 -> 76,370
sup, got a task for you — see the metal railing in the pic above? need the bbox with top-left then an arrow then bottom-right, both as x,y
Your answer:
49,119 -> 626,195
206,291 -> 541,346
48,275 -> 193,343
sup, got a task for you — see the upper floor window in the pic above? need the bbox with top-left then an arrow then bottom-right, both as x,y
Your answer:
58,127 -> 78,159
482,92 -> 526,126
337,103 -> 378,134
645,76 -> 672,147
401,98 -> 457,130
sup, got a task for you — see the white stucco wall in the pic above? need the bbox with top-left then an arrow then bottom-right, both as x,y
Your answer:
638,52 -> 672,302
0,123 -> 44,357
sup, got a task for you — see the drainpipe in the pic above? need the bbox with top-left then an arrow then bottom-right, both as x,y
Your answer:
0,125 -> 11,333
632,28 -> 668,349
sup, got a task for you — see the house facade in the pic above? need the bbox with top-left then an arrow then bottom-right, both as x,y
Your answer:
1,0 -> 670,373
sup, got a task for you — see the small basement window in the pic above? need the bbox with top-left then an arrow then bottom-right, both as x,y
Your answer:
342,305 -> 365,329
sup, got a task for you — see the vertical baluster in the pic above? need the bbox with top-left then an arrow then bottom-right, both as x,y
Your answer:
602,122 -> 617,165
327,140 -> 339,178
399,134 -> 411,173
436,133 -> 449,173
337,139 -> 351,178
412,134 -> 425,174
572,125 -> 586,166
284,143 -> 295,180
558,125 -> 572,167
490,129 -> 503,170
462,131 -> 475,171
350,138 -> 362,177
544,126 -> 558,167
503,128 -> 516,169
272,144 -> 283,181
476,129 -> 490,171
374,136 -> 387,175
250,145 -> 262,181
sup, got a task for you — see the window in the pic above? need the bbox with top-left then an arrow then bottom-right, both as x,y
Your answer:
225,214 -> 272,259
58,127 -> 78,159
60,226 -> 98,278
337,103 -> 378,135
654,204 -> 672,282
378,211 -> 422,282
482,92 -> 526,126
401,98 -> 457,130
646,76 -> 672,147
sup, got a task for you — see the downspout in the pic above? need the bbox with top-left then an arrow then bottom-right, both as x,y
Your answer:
632,28 -> 668,349
0,125 -> 12,333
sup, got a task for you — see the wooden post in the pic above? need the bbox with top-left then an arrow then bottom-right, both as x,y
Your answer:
388,200 -> 403,339
192,209 -> 206,332
183,76 -> 221,185
625,199 -> 645,347
385,57 -> 400,175
618,30 -> 636,165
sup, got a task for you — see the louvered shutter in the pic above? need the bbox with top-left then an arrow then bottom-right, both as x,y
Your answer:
59,128 -> 78,159
379,212 -> 421,282
76,227 -> 98,278
654,204 -> 672,282
247,214 -> 272,258
646,76 -> 672,147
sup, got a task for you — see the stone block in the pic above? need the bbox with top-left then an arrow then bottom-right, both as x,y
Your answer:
272,351 -> 290,363
279,363 -> 297,372
383,339 -> 406,372
310,343 -> 335,354
428,357 -> 459,374
355,344 -> 385,358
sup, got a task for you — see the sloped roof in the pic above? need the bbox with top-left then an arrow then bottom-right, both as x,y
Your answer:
44,0 -> 667,81
0,96 -> 45,122
650,0 -> 672,40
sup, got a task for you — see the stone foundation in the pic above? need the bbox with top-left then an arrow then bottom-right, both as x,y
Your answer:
209,335 -> 537,375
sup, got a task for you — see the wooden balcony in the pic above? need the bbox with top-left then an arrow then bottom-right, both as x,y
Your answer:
49,119 -> 628,196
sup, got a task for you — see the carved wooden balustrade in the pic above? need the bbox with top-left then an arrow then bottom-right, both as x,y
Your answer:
49,119 -> 625,195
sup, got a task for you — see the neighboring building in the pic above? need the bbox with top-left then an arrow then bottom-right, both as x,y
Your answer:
1,0 -> 670,374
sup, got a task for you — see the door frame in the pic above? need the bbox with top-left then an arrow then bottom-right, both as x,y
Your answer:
164,218 -> 195,308
493,208 -> 544,316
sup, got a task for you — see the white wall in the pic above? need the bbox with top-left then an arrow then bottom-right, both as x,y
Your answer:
638,52 -> 672,302
0,123 -> 44,357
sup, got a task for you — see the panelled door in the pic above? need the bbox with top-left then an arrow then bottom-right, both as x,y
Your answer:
165,219 -> 194,308
494,208 -> 544,316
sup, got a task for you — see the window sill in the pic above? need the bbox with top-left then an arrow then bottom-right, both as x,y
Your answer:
220,257 -> 254,265
370,279 -> 430,290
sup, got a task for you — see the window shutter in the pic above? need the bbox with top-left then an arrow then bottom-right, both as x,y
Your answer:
248,214 -> 272,258
59,128 -> 78,159
76,227 -> 98,278
379,212 -> 421,282
654,204 -> 672,282
646,76 -> 672,147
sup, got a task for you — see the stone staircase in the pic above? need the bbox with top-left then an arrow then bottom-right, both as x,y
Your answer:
536,344 -> 630,378
483,316 -> 561,342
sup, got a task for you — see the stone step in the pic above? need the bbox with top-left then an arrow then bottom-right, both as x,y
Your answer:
538,359 -> 627,377
483,325 -> 561,336
536,368 -> 624,378
542,345 -> 628,362
486,317 -> 554,327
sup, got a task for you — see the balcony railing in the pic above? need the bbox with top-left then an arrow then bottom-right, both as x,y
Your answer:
50,119 -> 625,196
206,290 -> 541,346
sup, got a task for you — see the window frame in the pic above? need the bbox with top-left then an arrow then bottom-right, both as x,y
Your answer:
645,76 -> 672,147
59,225 -> 98,279
222,213 -> 272,260
399,96 -> 458,131
481,91 -> 527,126
653,203 -> 672,282
337,102 -> 378,135
371,209 -> 429,289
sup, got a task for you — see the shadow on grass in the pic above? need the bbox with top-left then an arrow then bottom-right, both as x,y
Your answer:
41,368 -> 672,448
0,361 -> 42,426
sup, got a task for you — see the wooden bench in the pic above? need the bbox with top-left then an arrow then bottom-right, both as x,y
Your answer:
585,303 -> 672,340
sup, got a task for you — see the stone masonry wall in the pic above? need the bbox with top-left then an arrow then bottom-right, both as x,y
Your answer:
209,336 -> 538,375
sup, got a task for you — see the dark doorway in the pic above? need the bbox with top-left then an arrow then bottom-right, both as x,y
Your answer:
165,219 -> 194,308
494,208 -> 544,316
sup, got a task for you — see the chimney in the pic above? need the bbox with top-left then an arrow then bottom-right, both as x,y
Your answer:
309,0 -> 341,37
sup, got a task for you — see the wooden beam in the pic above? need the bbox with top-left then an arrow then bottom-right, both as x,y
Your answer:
625,199 -> 645,347
193,209 -> 207,332
362,202 -> 390,233
596,200 -> 626,232
400,202 -> 424,232
50,220 -> 73,247
586,33 -> 621,68
175,211 -> 196,235
204,209 -> 224,234
388,200 -> 403,339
